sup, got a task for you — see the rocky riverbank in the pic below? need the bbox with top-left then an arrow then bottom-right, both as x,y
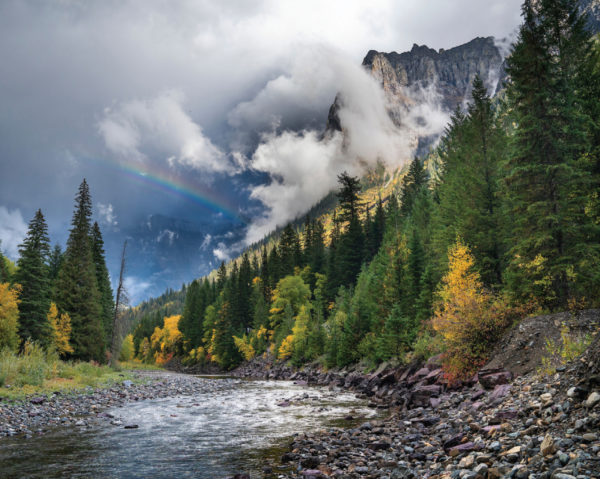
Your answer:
230,311 -> 600,478
0,370 -> 235,439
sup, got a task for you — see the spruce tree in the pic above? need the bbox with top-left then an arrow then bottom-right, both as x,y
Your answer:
55,179 -> 105,361
503,0 -> 598,307
91,222 -> 115,347
15,209 -> 52,346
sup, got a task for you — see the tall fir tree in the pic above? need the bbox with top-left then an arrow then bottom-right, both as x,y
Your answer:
91,222 -> 115,347
15,209 -> 52,346
503,0 -> 599,307
55,179 -> 105,361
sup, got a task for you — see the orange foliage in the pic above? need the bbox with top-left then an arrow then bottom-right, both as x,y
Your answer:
150,315 -> 183,365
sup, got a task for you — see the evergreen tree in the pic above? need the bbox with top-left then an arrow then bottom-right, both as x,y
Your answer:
48,244 -> 63,281
15,209 -> 52,346
400,157 -> 428,217
503,0 -> 599,307
55,179 -> 104,361
335,173 -> 365,287
433,75 -> 506,286
179,280 -> 204,349
91,222 -> 115,347
0,243 -> 10,283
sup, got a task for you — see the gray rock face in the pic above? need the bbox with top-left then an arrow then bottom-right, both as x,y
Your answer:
327,37 -> 504,135
363,37 -> 504,111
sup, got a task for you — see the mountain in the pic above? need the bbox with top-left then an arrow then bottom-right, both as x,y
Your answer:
580,0 -> 600,33
328,36 -> 505,144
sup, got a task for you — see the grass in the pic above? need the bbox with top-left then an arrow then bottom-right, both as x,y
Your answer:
0,346 -> 162,401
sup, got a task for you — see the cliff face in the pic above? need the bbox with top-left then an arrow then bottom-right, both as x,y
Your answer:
364,37 -> 504,111
327,37 -> 504,133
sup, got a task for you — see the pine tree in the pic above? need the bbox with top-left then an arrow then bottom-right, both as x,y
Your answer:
91,222 -> 115,347
503,0 -> 598,307
15,209 -> 52,347
179,280 -> 204,349
48,244 -> 63,281
55,179 -> 105,361
400,157 -> 428,218
433,75 -> 506,286
0,245 -> 10,283
335,173 -> 365,287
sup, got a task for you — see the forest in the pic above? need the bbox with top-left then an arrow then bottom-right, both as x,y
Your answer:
1,1 -> 599,383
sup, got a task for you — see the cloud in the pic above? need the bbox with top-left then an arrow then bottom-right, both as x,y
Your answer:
213,242 -> 232,262
200,233 -> 212,250
241,49 -> 450,244
98,90 -> 233,176
0,206 -> 28,260
123,276 -> 152,305
97,202 -> 118,227
156,229 -> 178,246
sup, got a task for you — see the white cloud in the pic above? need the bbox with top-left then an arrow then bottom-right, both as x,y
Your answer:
241,48 -> 450,244
213,242 -> 232,262
200,233 -> 212,250
0,206 -> 28,260
157,229 -> 178,246
98,90 -> 233,176
97,202 -> 118,227
123,276 -> 152,304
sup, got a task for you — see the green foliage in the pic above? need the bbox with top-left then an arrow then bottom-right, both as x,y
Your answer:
538,323 -> 593,376
503,0 -> 600,308
91,222 -> 115,348
119,334 -> 135,362
15,209 -> 53,347
55,179 -> 105,362
0,341 -> 56,387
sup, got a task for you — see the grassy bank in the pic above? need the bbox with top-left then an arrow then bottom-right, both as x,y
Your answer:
0,345 -> 161,401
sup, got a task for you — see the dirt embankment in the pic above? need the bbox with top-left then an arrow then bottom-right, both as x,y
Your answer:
485,309 -> 599,377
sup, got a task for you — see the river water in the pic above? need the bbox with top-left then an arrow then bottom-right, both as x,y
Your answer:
0,377 -> 378,478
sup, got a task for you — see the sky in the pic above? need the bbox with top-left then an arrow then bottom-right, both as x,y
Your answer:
0,0 -> 523,303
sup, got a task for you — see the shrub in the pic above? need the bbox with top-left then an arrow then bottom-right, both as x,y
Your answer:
432,240 -> 521,382
0,283 -> 20,351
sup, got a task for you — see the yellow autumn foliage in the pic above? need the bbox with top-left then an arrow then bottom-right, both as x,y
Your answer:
432,240 -> 519,381
47,302 -> 74,357
150,315 -> 183,365
233,334 -> 255,361
0,283 -> 20,351
278,334 -> 294,359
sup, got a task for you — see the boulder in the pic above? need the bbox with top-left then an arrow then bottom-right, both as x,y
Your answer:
479,369 -> 512,389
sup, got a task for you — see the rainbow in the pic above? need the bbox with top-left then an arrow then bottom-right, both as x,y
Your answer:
92,156 -> 245,224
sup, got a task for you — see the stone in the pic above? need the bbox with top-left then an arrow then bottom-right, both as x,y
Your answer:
479,370 -> 512,389
540,435 -> 555,456
585,391 -> 600,408
582,432 -> 597,442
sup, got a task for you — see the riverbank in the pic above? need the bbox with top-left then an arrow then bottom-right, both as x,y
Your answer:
0,370 -> 216,438
229,310 -> 600,478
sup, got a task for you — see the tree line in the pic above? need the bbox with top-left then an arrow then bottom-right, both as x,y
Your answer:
0,179 -> 117,362
131,1 -> 600,377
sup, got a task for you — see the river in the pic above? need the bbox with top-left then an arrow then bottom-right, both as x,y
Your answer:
0,376 -> 378,478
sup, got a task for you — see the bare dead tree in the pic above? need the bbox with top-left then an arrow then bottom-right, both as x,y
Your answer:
109,240 -> 129,367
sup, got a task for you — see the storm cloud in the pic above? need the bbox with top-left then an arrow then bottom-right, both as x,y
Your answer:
0,0 -> 523,301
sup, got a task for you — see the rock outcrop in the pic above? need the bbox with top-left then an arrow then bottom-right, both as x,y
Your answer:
327,37 -> 505,136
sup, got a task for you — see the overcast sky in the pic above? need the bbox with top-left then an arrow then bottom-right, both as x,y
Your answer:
0,0 -> 523,301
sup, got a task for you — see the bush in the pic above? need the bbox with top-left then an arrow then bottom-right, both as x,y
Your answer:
432,240 -> 522,382
0,341 -> 56,387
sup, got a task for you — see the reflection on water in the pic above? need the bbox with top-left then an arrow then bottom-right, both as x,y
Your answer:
0,378 -> 377,478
